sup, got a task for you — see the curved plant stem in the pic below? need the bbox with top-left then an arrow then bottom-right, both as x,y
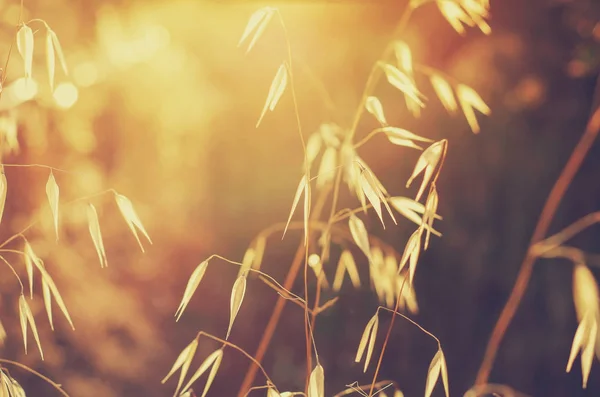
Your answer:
475,105 -> 600,385
197,332 -> 276,388
0,358 -> 70,397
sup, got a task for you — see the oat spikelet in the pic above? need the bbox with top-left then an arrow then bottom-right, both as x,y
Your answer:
46,29 -> 56,91
355,313 -> 379,372
42,273 -> 53,330
182,349 -> 223,396
18,295 -> 44,360
365,96 -> 387,125
34,262 -> 75,330
48,29 -> 68,75
267,387 -> 282,397
257,63 -> 288,128
176,260 -> 209,321
16,24 -> 34,82
305,132 -> 322,171
389,196 -> 442,236
283,174 -> 307,240
358,166 -> 396,227
308,364 -> 324,397
349,214 -> 371,261
227,273 -> 247,339
162,338 -> 198,397
400,227 -> 424,286
45,171 -> 60,241
379,62 -> 425,107
456,84 -> 490,134
332,250 -> 360,292
567,310 -> 597,388
0,166 -> 7,225
425,348 -> 449,397
238,7 -> 276,54
316,147 -> 337,189
422,186 -> 440,250
407,140 -> 446,201
87,203 -> 107,268
573,263 -> 600,323
0,320 -> 6,347
430,74 -> 458,113
377,126 -> 433,146
115,193 -> 152,252
24,242 -> 38,298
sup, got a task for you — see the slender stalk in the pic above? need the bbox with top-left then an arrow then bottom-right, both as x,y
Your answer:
0,358 -> 69,397
475,105 -> 600,385
368,276 -> 408,396
197,332 -> 275,388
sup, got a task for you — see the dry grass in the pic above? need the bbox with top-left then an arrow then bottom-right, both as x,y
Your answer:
0,0 -> 598,396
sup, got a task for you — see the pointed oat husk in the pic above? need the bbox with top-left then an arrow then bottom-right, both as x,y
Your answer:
182,348 -> 223,396
87,204 -> 107,268
377,126 -> 433,144
308,364 -> 324,397
567,310 -> 597,388
238,7 -> 275,54
437,0 -> 474,35
394,41 -> 421,117
425,349 -> 449,397
176,260 -> 209,321
115,193 -> 152,252
257,63 -> 288,128
359,167 -> 396,227
24,241 -> 39,298
267,387 -> 282,397
355,313 -> 379,373
0,319 -> 6,347
359,171 -> 383,227
162,338 -> 198,397
423,186 -> 439,250
0,166 -> 6,225
430,74 -> 458,113
316,147 -> 337,189
283,174 -> 307,240
16,24 -> 34,82
389,196 -> 442,236
46,171 -> 60,241
42,273 -> 53,330
46,29 -> 56,92
349,214 -> 371,261
456,84 -> 490,134
365,96 -> 387,125
400,227 -> 423,286
34,262 -> 75,330
572,263 -> 600,322
49,29 -> 68,75
305,132 -> 323,171
0,372 -> 11,397
227,273 -> 247,339
407,140 -> 446,202
332,250 -> 360,292
379,62 -> 425,107
18,295 -> 44,359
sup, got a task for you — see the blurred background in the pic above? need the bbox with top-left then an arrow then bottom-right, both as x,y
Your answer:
0,0 -> 599,396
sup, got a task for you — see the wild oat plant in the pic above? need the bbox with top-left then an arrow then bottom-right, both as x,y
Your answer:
0,10 -> 152,396
164,1 -> 495,397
